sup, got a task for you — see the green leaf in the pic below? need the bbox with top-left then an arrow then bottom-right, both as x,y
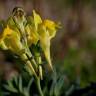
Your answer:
54,76 -> 64,96
27,78 -> 34,92
19,76 -> 23,93
4,84 -> 18,93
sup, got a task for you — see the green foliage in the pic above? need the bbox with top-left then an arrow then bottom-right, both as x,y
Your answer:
3,75 -> 33,96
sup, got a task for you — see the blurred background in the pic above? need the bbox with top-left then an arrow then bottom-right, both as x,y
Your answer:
0,0 -> 96,91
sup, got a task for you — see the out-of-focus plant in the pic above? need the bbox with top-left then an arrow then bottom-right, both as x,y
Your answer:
0,7 -> 59,96
3,76 -> 33,96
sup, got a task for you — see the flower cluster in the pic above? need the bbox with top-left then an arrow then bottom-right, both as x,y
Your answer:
0,7 -> 59,78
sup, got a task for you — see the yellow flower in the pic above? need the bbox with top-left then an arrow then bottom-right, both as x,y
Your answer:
3,25 -> 12,36
0,25 -> 23,55
43,20 -> 56,30
26,10 -> 42,46
38,19 -> 59,70
43,19 -> 57,39
38,24 -> 53,70
0,25 -> 12,41
25,23 -> 39,46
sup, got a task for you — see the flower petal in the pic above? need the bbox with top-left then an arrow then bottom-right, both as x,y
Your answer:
33,10 -> 42,30
43,20 -> 57,39
38,25 -> 53,70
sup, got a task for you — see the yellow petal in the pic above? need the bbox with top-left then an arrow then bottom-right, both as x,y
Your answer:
43,46 -> 53,70
0,25 -> 13,43
3,25 -> 12,37
43,20 -> 57,39
0,25 -> 13,50
38,25 -> 53,70
25,25 -> 39,46
0,40 -> 8,50
3,26 -> 23,54
33,10 -> 42,30
43,20 -> 56,30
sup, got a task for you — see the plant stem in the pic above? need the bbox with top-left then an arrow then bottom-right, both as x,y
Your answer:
35,77 -> 44,96
26,46 -> 38,69
20,50 -> 43,96
21,53 -> 43,96
21,54 -> 37,77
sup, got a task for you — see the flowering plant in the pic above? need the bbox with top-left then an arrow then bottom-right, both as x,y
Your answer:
0,7 -> 59,96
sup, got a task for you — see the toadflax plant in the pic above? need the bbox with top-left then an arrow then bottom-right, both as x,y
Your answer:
0,7 -> 59,96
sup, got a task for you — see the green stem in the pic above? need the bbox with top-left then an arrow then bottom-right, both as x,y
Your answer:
26,46 -> 38,70
35,77 -> 44,96
21,54 -> 43,96
21,52 -> 43,96
21,54 -> 37,78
